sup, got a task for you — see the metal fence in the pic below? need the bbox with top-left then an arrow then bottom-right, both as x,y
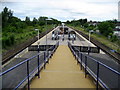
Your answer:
1,42 -> 59,90
68,42 -> 120,90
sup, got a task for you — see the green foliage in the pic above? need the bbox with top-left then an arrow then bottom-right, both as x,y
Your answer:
66,19 -> 88,27
2,34 -> 15,48
87,25 -> 95,30
25,16 -> 31,26
69,25 -> 120,53
2,7 -> 13,28
83,23 -> 89,28
98,21 -> 115,36
1,7 -> 61,53
110,35 -> 118,42
32,17 -> 38,26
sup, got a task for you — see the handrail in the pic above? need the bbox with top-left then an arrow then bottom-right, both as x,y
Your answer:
0,53 -> 39,76
1,42 -> 59,76
88,56 -> 120,75
68,42 -> 120,89
69,42 -> 120,75
1,41 -> 59,89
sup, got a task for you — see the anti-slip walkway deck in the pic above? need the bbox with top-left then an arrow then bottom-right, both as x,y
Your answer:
30,45 -> 95,88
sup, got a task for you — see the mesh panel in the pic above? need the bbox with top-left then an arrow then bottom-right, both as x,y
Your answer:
2,62 -> 27,88
87,57 -> 97,75
99,64 -> 119,89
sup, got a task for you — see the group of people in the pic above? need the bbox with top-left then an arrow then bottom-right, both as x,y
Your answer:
52,30 -> 76,44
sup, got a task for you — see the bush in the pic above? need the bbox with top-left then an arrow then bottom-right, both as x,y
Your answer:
2,34 -> 15,48
9,34 -> 15,44
110,35 -> 118,42
98,22 -> 114,36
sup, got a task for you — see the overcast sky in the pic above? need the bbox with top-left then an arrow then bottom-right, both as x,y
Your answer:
1,0 -> 119,22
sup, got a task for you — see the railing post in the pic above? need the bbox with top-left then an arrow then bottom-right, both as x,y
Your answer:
85,56 -> 87,78
47,50 -> 49,64
96,62 -> 100,90
80,53 -> 82,70
44,52 -> 46,69
77,51 -> 79,64
26,60 -> 30,90
37,48 -> 40,78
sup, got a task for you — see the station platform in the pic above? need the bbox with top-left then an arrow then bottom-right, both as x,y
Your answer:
30,45 -> 95,88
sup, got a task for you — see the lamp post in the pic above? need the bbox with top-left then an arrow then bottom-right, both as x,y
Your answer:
35,29 -> 40,48
46,18 -> 52,46
35,28 -> 40,78
88,30 -> 93,55
45,18 -> 52,59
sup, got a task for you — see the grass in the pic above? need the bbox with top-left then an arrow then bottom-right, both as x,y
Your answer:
68,25 -> 120,53
2,25 -> 54,53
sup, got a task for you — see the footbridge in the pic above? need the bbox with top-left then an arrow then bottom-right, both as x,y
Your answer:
1,26 -> 120,89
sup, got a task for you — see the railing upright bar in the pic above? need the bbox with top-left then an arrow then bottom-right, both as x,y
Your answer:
37,48 -> 40,78
96,62 -> 100,90
47,50 -> 49,64
44,52 -> 46,69
26,60 -> 30,90
48,50 -> 50,63
77,51 -> 79,64
81,53 -> 83,70
85,56 -> 87,78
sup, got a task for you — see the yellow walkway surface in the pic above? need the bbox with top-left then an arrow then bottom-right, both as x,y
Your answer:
30,45 -> 95,88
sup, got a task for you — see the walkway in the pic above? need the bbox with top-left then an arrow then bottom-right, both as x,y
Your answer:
30,45 -> 95,88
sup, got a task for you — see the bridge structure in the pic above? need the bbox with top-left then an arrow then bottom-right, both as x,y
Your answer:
1,26 -> 120,89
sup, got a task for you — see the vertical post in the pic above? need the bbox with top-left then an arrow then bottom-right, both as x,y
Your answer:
46,20 -> 47,47
85,56 -> 87,78
46,20 -> 48,64
37,28 -> 40,77
38,29 -> 39,41
88,30 -> 90,55
80,53 -> 82,70
77,51 -> 79,64
44,52 -> 46,69
37,47 -> 40,78
27,60 -> 30,90
47,50 -> 49,64
96,62 -> 100,90
76,51 -> 78,64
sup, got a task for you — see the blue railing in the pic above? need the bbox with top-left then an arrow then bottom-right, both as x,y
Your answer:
68,42 -> 120,90
1,42 -> 59,90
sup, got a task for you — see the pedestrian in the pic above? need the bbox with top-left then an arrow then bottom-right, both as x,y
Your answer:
62,34 -> 64,41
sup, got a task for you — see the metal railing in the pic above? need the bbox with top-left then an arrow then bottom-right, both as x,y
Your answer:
68,42 -> 120,90
1,42 -> 59,90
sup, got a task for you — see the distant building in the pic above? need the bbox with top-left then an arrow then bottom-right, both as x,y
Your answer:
118,1 -> 120,21
88,21 -> 100,26
113,22 -> 120,37
113,29 -> 120,37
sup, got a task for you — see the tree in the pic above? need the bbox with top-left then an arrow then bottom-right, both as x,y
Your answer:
38,16 -> 48,26
32,17 -> 38,26
25,16 -> 31,25
38,16 -> 48,21
2,7 -> 13,28
83,23 -> 88,28
98,21 -> 114,36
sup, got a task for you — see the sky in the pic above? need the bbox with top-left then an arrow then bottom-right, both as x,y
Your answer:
1,0 -> 120,22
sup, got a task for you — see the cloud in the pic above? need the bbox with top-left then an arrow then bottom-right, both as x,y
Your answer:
1,0 -> 119,21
